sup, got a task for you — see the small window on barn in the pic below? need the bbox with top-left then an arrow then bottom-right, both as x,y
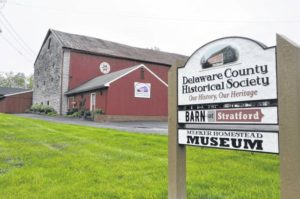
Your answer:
47,101 -> 49,105
43,81 -> 46,86
48,38 -> 51,49
51,77 -> 53,82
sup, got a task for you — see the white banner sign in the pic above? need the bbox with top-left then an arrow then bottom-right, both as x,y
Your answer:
178,129 -> 279,154
178,107 -> 278,124
178,38 -> 277,105
134,82 -> 151,98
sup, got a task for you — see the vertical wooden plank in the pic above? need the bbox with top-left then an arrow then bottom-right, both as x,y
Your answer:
168,61 -> 186,199
277,34 -> 300,199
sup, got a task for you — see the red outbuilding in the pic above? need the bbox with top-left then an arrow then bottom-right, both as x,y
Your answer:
65,64 -> 168,121
0,87 -> 33,113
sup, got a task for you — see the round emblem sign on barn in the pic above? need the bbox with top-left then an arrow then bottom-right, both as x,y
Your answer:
99,62 -> 111,74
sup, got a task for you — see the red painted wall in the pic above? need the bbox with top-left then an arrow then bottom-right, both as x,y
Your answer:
106,67 -> 168,116
0,92 -> 33,113
96,89 -> 108,112
68,51 -> 170,90
67,67 -> 168,116
67,89 -> 108,113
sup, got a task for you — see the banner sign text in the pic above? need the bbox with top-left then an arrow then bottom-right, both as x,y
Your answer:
178,107 -> 278,124
178,129 -> 279,154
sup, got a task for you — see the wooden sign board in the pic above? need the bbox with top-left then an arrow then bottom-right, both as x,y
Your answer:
178,129 -> 279,154
168,35 -> 300,199
177,37 -> 279,154
178,37 -> 277,106
178,107 -> 278,124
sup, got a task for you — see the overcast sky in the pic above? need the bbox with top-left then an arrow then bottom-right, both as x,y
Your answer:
0,0 -> 299,75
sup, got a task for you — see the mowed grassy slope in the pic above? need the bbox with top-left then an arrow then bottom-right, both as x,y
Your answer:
0,114 -> 279,199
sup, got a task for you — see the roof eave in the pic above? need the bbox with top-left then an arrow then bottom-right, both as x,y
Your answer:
4,90 -> 33,97
63,47 -> 178,67
65,85 -> 108,96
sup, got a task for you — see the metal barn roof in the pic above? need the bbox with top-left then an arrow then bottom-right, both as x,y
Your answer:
49,29 -> 188,66
0,87 -> 30,95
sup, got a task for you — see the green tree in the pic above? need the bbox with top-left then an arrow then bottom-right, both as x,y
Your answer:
0,73 -> 5,85
26,74 -> 33,89
13,72 -> 26,88
0,71 -> 33,89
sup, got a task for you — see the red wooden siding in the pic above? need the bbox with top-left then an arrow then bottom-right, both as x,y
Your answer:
0,92 -> 33,113
67,89 -> 108,113
106,67 -> 167,116
68,51 -> 169,90
67,67 -> 167,116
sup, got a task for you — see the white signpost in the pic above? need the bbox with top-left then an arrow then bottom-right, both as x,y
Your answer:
178,37 -> 277,105
177,37 -> 279,154
168,35 -> 300,199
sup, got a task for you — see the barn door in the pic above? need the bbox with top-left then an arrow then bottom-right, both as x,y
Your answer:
90,93 -> 96,111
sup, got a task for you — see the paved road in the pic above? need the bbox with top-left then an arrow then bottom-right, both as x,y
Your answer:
15,113 -> 278,135
15,113 -> 168,135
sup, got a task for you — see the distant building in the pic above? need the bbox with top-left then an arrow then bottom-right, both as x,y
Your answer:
0,87 -> 32,113
34,29 -> 187,119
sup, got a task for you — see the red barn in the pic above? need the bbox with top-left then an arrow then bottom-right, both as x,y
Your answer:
34,29 -> 187,120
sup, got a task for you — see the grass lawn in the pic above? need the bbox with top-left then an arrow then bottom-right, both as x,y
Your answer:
0,114 -> 279,199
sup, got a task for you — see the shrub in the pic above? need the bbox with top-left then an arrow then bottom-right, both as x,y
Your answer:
67,108 -> 94,119
41,105 -> 56,114
29,104 -> 57,115
71,111 -> 81,118
84,110 -> 91,117
94,108 -> 104,115
67,108 -> 78,115
30,104 -> 42,113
